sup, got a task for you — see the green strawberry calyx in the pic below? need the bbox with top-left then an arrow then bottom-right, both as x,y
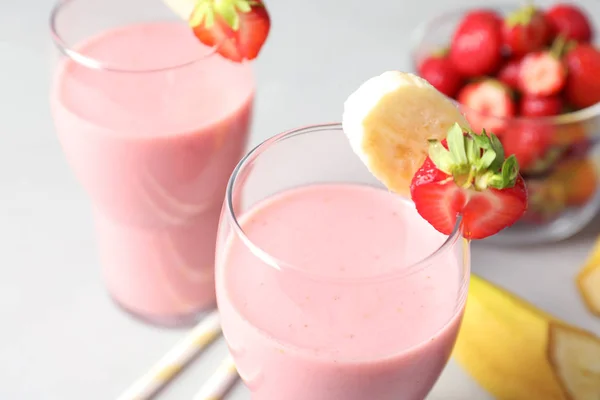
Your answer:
190,0 -> 263,30
505,4 -> 538,27
428,123 -> 520,191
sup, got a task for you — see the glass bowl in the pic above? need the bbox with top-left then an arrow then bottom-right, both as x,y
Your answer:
410,4 -> 600,245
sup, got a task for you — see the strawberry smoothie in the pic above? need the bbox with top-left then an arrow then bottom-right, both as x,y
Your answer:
217,184 -> 468,399
51,21 -> 254,324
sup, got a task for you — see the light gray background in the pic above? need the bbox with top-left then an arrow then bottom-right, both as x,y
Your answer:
2,0 -> 600,398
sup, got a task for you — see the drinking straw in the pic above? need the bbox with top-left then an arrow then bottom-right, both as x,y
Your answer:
116,310 -> 222,400
192,355 -> 239,400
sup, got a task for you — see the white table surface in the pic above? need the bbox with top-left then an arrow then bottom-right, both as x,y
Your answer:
2,0 -> 600,398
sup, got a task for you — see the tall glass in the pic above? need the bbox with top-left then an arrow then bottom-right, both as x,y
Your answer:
49,0 -> 254,326
215,124 -> 470,399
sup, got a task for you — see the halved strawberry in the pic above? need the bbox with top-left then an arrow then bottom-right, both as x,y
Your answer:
418,52 -> 463,98
518,50 -> 566,97
502,5 -> 551,57
546,4 -> 593,43
190,0 -> 271,62
457,79 -> 515,136
410,123 -> 527,239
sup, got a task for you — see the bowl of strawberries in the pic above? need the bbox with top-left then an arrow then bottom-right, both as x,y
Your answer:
412,1 -> 600,245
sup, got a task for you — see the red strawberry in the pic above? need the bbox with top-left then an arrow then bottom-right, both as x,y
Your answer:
191,0 -> 271,62
497,57 -> 523,90
457,80 -> 515,135
501,121 -> 553,171
463,9 -> 503,27
410,124 -> 527,239
449,14 -> 503,77
546,4 -> 593,43
418,53 -> 463,98
519,95 -> 563,117
502,5 -> 551,57
518,51 -> 566,96
564,44 -> 600,109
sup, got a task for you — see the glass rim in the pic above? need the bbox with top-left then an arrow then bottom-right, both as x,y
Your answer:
224,122 -> 467,284
49,0 -> 217,73
408,4 -> 600,126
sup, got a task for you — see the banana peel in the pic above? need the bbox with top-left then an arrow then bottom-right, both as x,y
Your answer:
577,237 -> 600,317
452,275 -> 600,400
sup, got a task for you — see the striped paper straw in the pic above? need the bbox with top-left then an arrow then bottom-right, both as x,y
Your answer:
193,355 -> 239,400
116,310 -> 222,400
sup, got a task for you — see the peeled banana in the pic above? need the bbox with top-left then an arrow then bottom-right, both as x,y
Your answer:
452,274 -> 600,400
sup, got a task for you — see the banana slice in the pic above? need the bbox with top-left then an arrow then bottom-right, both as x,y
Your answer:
163,0 -> 196,20
577,237 -> 600,316
342,71 -> 470,196
548,322 -> 600,400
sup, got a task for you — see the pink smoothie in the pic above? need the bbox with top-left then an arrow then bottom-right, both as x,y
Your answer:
217,184 -> 467,400
51,22 -> 254,322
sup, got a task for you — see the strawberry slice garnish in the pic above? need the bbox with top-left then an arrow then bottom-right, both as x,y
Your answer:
502,5 -> 551,57
190,0 -> 270,62
410,124 -> 527,239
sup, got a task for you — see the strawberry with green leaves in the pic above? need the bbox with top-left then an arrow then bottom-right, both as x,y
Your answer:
502,5 -> 551,57
190,0 -> 271,62
410,124 -> 527,239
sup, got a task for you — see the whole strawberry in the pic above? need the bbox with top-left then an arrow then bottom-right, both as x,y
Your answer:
410,123 -> 527,239
546,3 -> 593,43
564,44 -> 600,109
450,11 -> 503,77
502,5 -> 551,57
190,0 -> 271,62
463,9 -> 503,27
519,95 -> 563,117
496,57 -> 523,90
418,52 -> 463,98
501,121 -> 553,171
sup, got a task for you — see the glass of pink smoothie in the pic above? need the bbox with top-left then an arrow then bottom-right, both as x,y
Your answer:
49,0 -> 254,326
215,123 -> 470,399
